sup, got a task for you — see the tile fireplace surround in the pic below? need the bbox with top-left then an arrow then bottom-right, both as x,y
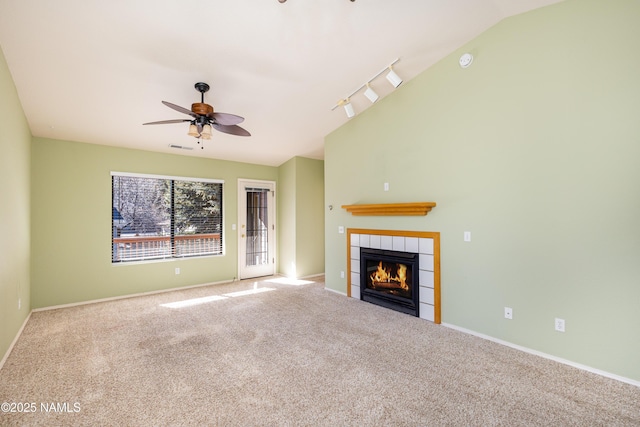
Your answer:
347,229 -> 441,324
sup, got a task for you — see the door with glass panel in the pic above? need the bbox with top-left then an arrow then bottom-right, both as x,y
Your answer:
238,180 -> 276,279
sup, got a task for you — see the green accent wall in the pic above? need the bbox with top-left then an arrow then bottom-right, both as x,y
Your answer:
31,138 -> 279,308
0,45 -> 31,363
278,156 -> 325,278
325,0 -> 640,382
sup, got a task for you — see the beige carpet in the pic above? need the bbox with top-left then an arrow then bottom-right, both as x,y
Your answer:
1,276 -> 639,426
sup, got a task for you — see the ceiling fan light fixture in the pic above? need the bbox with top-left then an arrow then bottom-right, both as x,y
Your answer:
386,67 -> 403,88
201,124 -> 213,140
187,123 -> 199,137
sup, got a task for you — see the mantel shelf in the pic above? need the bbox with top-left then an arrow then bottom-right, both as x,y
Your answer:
341,202 -> 436,216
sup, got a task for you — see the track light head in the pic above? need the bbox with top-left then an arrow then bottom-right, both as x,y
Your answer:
386,67 -> 403,88
364,83 -> 379,103
344,100 -> 355,118
339,99 -> 355,118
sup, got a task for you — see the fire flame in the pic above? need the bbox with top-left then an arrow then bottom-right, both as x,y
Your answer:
370,261 -> 409,290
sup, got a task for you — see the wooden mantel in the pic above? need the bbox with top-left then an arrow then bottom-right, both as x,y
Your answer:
341,202 -> 436,216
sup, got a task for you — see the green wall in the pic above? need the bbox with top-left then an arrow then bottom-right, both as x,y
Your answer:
325,0 -> 640,382
295,157 -> 325,277
278,156 -> 325,278
31,138 -> 278,308
278,157 -> 297,276
0,45 -> 31,364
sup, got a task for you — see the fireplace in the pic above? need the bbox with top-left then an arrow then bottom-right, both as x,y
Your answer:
348,229 -> 440,323
360,248 -> 420,317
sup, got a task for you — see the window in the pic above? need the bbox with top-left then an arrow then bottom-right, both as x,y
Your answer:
111,173 -> 223,263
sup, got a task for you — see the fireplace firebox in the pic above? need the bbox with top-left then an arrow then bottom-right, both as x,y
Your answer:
360,248 -> 419,317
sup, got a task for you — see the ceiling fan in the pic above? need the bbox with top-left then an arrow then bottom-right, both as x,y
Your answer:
143,82 -> 250,142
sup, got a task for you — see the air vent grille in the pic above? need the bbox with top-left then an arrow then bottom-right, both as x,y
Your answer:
169,144 -> 194,150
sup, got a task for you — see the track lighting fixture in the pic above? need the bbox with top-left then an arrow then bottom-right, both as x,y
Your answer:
331,58 -> 402,118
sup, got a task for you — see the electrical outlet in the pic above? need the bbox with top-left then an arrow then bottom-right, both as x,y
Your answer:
175,267 -> 181,275
18,298 -> 21,310
504,307 -> 513,319
464,231 -> 471,242
384,182 -> 389,191
340,271 -> 345,279
338,226 -> 345,234
555,318 -> 565,332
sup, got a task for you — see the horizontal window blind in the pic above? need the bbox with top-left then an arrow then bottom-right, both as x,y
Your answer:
111,174 -> 223,263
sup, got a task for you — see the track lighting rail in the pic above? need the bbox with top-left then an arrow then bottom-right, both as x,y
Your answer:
331,58 -> 402,116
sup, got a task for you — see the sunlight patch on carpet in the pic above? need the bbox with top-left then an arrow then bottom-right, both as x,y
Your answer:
160,287 -> 276,309
224,287 -> 275,298
265,277 -> 314,286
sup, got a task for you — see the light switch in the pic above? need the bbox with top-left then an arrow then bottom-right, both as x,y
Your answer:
464,231 -> 471,242
338,226 -> 345,234
384,182 -> 389,192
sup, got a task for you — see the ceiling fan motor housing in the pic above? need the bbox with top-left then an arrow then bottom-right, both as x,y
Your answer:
191,103 -> 213,115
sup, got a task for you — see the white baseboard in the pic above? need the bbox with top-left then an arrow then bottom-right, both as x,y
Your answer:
32,279 -> 235,312
442,323 -> 640,388
324,287 -> 347,297
33,274 -> 328,313
0,311 -> 32,372
300,272 -> 325,279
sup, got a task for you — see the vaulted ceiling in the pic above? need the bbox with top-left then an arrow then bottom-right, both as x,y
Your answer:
0,0 -> 562,166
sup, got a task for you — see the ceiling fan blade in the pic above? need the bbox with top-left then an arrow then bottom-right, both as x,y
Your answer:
143,119 -> 191,125
208,112 -> 244,126
212,123 -> 251,137
162,101 -> 197,118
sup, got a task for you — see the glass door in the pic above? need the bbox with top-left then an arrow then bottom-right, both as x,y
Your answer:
238,180 -> 276,279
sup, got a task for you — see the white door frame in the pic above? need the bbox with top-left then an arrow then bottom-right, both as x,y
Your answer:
237,179 -> 276,279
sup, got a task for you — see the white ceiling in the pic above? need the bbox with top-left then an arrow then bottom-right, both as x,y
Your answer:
0,0 -> 562,167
